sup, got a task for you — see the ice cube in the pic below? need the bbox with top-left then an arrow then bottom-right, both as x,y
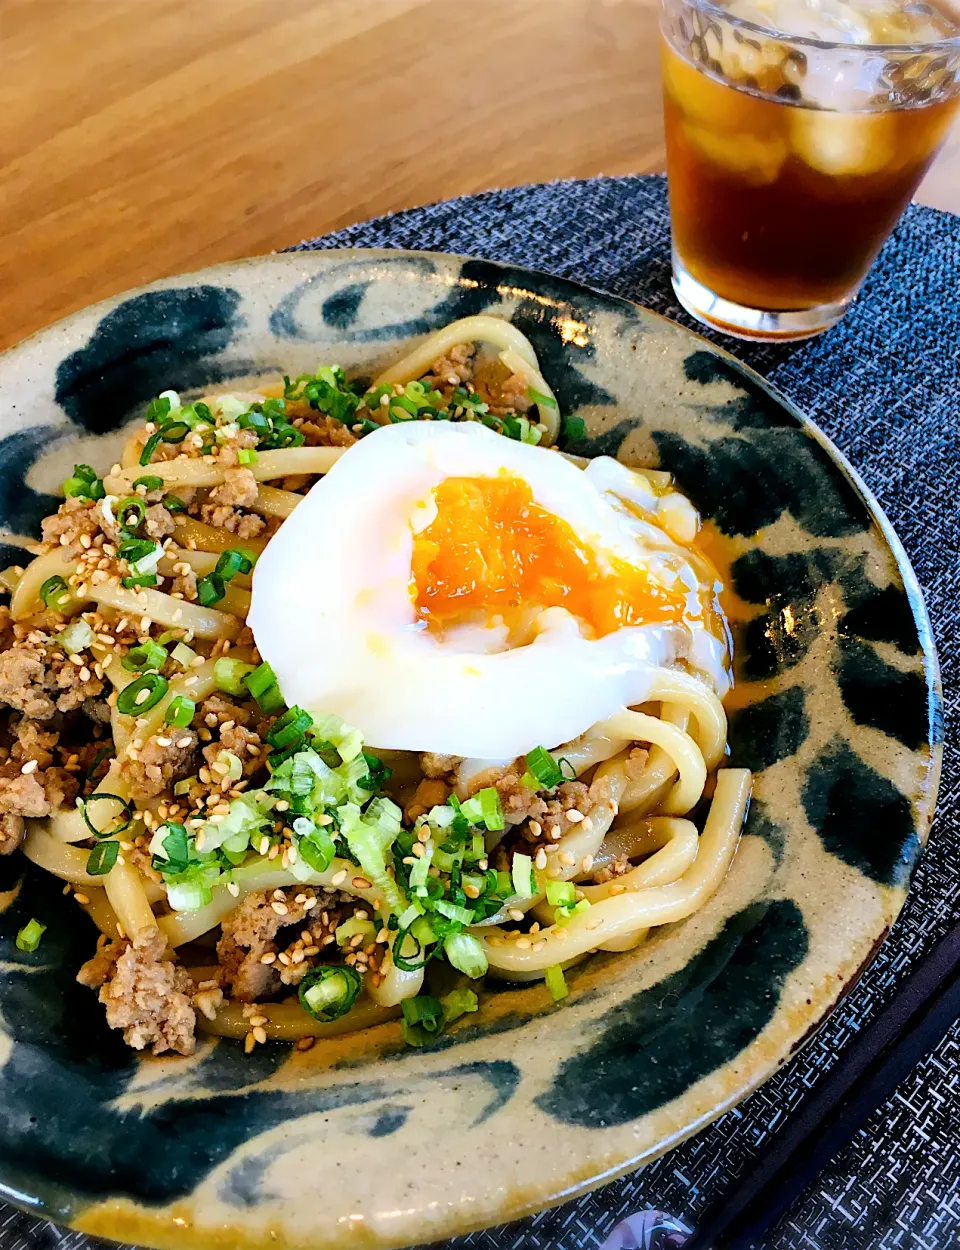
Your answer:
663,47 -> 762,130
684,122 -> 789,184
790,109 -> 896,175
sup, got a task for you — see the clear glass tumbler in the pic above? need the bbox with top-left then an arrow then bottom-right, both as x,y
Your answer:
660,0 -> 960,340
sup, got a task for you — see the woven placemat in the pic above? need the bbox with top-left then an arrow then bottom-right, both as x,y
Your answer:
3,174 -> 959,1250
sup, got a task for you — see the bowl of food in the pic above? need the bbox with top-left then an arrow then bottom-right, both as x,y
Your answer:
0,250 -> 940,1250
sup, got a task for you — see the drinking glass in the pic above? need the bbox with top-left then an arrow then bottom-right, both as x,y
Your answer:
660,0 -> 960,340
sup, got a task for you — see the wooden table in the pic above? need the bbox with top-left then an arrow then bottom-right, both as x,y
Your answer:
2,0 -> 957,351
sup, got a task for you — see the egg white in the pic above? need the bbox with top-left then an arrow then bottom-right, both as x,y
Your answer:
249,422 -> 724,757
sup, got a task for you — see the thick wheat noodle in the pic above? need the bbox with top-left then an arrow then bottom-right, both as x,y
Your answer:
251,485 -> 302,520
529,816 -> 700,931
477,769 -> 751,976
0,566 -> 22,594
77,887 -> 124,941
646,672 -> 728,770
552,727 -> 634,777
173,516 -> 268,556
22,825 -> 113,886
591,812 -> 696,873
370,315 -> 559,444
104,447 -> 344,496
596,710 -> 706,816
90,581 -> 240,640
615,704 -> 692,816
10,550 -> 82,620
198,995 -> 400,1041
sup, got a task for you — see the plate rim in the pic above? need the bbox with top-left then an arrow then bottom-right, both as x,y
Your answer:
0,246 -> 944,1244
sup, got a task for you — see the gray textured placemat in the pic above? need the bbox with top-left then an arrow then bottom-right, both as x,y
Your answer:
3,175 -> 958,1250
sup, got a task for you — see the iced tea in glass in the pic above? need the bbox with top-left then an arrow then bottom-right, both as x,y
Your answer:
661,0 -> 960,339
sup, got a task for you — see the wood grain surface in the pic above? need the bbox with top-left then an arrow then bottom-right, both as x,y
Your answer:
1,0 -> 957,351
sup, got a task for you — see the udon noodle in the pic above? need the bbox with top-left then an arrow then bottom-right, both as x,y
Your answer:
2,316 -> 750,1054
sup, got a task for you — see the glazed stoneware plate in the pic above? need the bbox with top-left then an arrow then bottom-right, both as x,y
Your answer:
0,251 -> 941,1250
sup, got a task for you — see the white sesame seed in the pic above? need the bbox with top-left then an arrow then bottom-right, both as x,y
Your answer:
20,760 -> 38,775
566,810 -> 584,824
331,870 -> 348,886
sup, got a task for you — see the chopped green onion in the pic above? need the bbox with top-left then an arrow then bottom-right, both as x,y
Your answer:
196,573 -> 225,606
479,786 -> 504,832
116,496 -> 147,532
79,793 -> 132,839
116,672 -> 168,715
334,916 -> 376,947
40,575 -> 71,611
237,448 -> 258,465
173,777 -> 194,796
133,475 -> 164,492
163,494 -> 187,513
400,994 -> 445,1046
160,420 -> 190,443
216,750 -> 243,782
511,852 -> 534,898
501,415 -> 542,445
245,662 -> 285,713
166,880 -> 213,911
121,574 -> 158,589
545,880 -> 576,907
527,386 -> 558,408
265,706 -> 313,750
86,840 -> 119,876
15,918 -> 46,952
213,657 -> 255,696
56,619 -> 94,654
139,431 -> 163,466
441,987 -> 479,1026
146,395 -> 172,423
299,965 -> 362,1022
525,745 -> 564,790
295,821 -> 336,873
443,931 -> 488,978
63,463 -> 105,500
121,639 -> 167,673
435,899 -> 476,926
561,414 -> 586,443
164,695 -> 196,728
545,964 -> 568,1002
171,641 -> 197,667
215,548 -> 254,581
118,537 -> 156,564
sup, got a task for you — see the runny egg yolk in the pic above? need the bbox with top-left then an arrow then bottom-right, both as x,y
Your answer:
410,474 -> 688,637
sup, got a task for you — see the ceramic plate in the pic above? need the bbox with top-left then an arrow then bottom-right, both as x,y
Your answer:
0,251 -> 942,1250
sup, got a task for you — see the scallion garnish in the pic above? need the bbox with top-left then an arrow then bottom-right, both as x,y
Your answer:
298,965 -> 362,1022
244,661 -> 285,713
213,657 -> 255,697
160,420 -> 190,444
121,639 -> 167,673
116,496 -> 147,532
527,386 -> 557,408
265,706 -> 314,751
86,840 -> 119,876
139,431 -> 163,466
443,931 -> 488,978
15,918 -> 46,953
545,965 -> 568,1002
561,414 -> 586,443
524,745 -> 564,791
40,575 -> 71,611
116,672 -> 168,715
215,548 -> 254,581
121,574 -> 158,589
133,474 -> 164,492
545,880 -> 576,908
196,573 -> 225,606
237,448 -> 258,465
164,694 -> 196,728
79,793 -> 133,839
511,852 -> 535,898
163,494 -> 187,513
62,463 -> 106,501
